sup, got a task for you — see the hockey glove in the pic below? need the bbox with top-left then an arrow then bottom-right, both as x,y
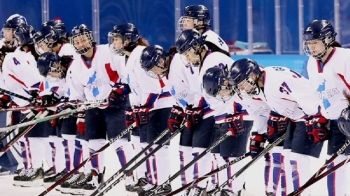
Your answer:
305,115 -> 330,144
108,83 -> 130,107
29,90 -> 39,99
125,107 -> 135,128
168,105 -> 184,132
41,92 -> 60,106
267,111 -> 289,143
76,111 -> 86,135
184,105 -> 204,130
0,94 -> 12,109
224,113 -> 245,137
249,132 -> 266,159
133,106 -> 150,127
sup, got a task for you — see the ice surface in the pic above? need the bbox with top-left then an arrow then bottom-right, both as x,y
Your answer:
0,135 -> 349,196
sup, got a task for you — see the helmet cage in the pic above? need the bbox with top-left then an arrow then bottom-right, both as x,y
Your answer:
70,31 -> 93,55
303,32 -> 335,60
107,32 -> 124,55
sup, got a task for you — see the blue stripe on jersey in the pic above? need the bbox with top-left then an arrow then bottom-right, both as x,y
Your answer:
50,86 -> 59,93
214,113 -> 227,122
158,91 -> 171,99
31,82 -> 40,89
144,93 -> 159,108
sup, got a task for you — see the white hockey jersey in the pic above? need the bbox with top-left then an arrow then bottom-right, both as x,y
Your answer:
39,76 -> 66,98
203,29 -> 229,53
254,66 -> 319,120
68,45 -> 121,101
198,51 -> 256,122
57,43 -> 77,57
56,43 -> 79,98
125,45 -> 175,110
168,53 -> 214,119
2,48 -> 44,106
307,47 -> 350,120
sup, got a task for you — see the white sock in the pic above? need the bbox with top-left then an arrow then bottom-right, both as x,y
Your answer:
290,152 -> 311,196
179,145 -> 193,186
50,136 -> 66,172
326,154 -> 347,196
61,134 -> 76,171
43,138 -> 54,168
27,137 -> 45,169
150,145 -> 170,185
80,139 -> 91,174
192,147 -> 213,188
282,149 -> 293,195
88,139 -> 106,173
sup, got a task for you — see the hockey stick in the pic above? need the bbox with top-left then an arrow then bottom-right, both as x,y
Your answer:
288,158 -> 350,196
288,139 -> 350,196
38,122 -> 137,196
0,111 -> 49,157
167,152 -> 250,196
0,99 -> 107,112
90,125 -> 175,196
94,126 -> 186,196
210,132 -> 287,196
0,103 -> 107,132
0,111 -> 36,142
148,131 -> 233,196
0,87 -> 36,103
0,100 -> 106,141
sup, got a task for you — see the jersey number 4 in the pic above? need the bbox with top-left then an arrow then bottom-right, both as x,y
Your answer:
13,57 -> 20,65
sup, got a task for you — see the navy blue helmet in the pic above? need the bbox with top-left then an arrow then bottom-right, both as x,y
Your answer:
175,29 -> 204,54
37,52 -> 61,77
3,14 -> 27,29
202,66 -> 229,97
140,45 -> 166,72
338,106 -> 350,138
14,24 -> 34,46
178,5 -> 211,31
108,23 -> 139,54
70,24 -> 94,55
228,58 -> 261,95
33,25 -> 59,54
44,19 -> 67,39
303,20 -> 337,59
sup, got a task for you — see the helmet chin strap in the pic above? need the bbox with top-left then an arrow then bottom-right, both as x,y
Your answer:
313,38 -> 334,60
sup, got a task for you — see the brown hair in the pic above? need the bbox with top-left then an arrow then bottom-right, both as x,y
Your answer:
331,41 -> 342,48
137,37 -> 149,47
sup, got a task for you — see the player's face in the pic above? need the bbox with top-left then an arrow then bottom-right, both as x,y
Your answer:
35,40 -> 51,55
151,58 -> 168,75
217,80 -> 233,100
181,48 -> 200,66
72,34 -> 91,50
48,62 -> 63,78
181,17 -> 195,30
236,73 -> 258,95
3,28 -> 14,42
305,39 -> 326,56
110,36 -> 123,51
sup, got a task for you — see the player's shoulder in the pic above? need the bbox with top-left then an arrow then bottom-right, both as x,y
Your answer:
133,45 -> 146,55
58,43 -> 77,57
205,51 -> 234,66
333,47 -> 350,58
203,29 -> 229,52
